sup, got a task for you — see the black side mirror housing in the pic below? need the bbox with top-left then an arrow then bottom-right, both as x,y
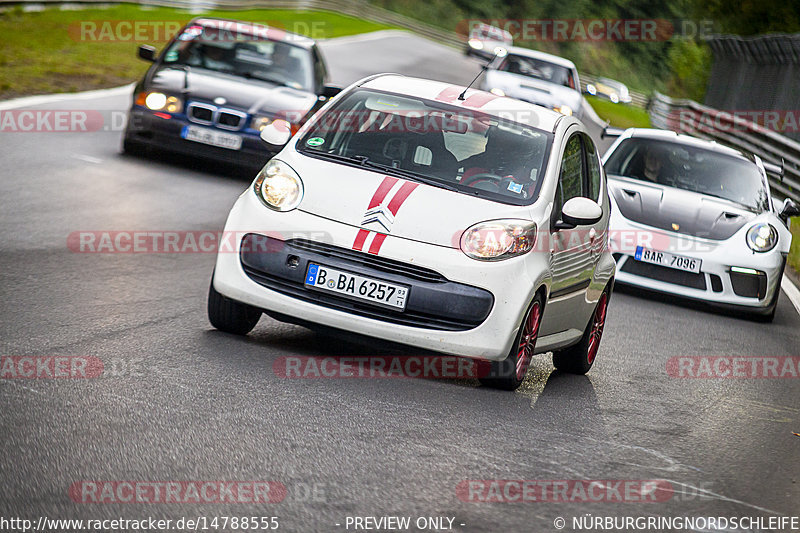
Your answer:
780,198 -> 800,222
138,45 -> 157,62
318,85 -> 342,100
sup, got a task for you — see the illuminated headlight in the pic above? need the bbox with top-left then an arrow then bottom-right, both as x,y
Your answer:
554,105 -> 573,116
746,223 -> 778,252
251,115 -> 273,131
489,88 -> 505,97
610,93 -> 620,103
253,159 -> 303,212
586,84 -> 596,95
460,220 -> 537,261
139,92 -> 183,113
468,39 -> 484,50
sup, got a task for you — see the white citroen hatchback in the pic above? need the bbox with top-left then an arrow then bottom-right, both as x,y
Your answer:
208,73 -> 615,390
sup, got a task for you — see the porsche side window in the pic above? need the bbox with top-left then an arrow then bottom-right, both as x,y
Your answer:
554,134 -> 585,217
583,134 -> 602,201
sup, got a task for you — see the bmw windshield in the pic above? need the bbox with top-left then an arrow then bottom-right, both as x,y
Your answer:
162,25 -> 314,91
297,88 -> 554,205
604,138 -> 769,212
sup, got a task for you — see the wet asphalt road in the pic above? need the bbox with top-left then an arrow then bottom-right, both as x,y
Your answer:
1,31 -> 799,533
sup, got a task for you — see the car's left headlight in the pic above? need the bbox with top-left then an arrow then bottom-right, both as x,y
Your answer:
468,39 -> 484,50
136,91 -> 183,113
253,159 -> 304,212
746,223 -> 778,252
554,105 -> 573,116
460,220 -> 537,261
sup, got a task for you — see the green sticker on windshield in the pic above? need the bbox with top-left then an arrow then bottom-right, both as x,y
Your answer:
306,137 -> 325,147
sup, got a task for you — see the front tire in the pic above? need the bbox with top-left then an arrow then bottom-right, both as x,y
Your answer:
480,293 -> 544,391
553,288 -> 610,374
207,276 -> 261,335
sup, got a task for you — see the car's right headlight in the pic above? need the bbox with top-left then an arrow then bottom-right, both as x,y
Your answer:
460,220 -> 537,261
253,159 -> 304,212
251,115 -> 274,131
746,223 -> 778,252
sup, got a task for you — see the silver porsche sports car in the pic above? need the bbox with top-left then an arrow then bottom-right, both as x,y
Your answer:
603,128 -> 799,321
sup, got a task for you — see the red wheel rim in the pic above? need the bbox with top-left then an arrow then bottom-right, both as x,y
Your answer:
587,293 -> 608,365
516,301 -> 541,381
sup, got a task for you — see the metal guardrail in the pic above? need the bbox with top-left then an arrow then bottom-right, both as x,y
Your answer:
649,91 -> 800,203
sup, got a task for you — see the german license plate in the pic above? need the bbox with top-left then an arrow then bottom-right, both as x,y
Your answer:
304,263 -> 408,310
634,246 -> 701,273
181,125 -> 242,150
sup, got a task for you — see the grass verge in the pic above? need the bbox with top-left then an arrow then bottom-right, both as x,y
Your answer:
585,95 -> 651,129
0,5 -> 393,100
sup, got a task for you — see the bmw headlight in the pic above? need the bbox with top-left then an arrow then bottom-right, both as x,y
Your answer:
136,91 -> 183,113
460,220 -> 537,261
253,159 -> 303,212
746,223 -> 778,252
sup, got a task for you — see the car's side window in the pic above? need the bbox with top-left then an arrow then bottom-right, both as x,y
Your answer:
583,134 -> 602,201
554,133 -> 585,220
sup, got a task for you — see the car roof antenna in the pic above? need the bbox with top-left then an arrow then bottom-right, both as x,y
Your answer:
458,48 -> 507,100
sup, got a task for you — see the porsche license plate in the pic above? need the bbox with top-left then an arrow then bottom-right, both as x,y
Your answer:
634,246 -> 701,273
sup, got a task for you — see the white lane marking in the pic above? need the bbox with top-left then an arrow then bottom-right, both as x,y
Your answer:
0,84 -> 134,111
781,273 -> 800,316
72,154 -> 102,164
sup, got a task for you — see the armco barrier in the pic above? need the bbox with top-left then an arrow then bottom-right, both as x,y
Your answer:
649,91 -> 800,203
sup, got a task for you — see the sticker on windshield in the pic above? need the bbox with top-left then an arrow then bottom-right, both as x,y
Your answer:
306,137 -> 325,147
507,181 -> 523,194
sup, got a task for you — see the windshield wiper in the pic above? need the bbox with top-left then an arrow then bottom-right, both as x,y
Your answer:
240,71 -> 292,88
304,151 -> 458,192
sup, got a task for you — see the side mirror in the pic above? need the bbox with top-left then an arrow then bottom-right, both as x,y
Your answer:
260,119 -> 292,149
556,197 -> 603,229
138,45 -> 157,62
601,125 -> 624,139
780,198 -> 800,221
319,85 -> 342,100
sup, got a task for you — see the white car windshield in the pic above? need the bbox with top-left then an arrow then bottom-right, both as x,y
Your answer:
498,55 -> 577,90
297,89 -> 554,205
604,138 -> 769,212
162,28 -> 313,91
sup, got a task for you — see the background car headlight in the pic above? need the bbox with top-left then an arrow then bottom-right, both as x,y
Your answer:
468,39 -> 484,50
460,220 -> 537,261
586,84 -> 597,95
251,115 -> 273,131
489,88 -> 505,97
136,91 -> 183,113
746,223 -> 778,252
253,159 -> 303,212
554,105 -> 573,116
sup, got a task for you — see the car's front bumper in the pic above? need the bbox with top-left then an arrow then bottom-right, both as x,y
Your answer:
125,107 -> 273,168
212,190 -> 552,361
610,217 -> 786,313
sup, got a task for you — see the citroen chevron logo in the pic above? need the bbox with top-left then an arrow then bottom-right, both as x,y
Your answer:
352,176 -> 419,255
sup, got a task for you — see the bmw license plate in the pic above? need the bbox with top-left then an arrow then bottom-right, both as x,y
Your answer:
181,125 -> 242,150
304,263 -> 409,310
634,246 -> 701,274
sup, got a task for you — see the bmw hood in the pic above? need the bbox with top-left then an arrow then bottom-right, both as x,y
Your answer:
148,66 -> 317,119
484,70 -> 581,111
608,177 -> 755,240
283,152 -> 534,248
